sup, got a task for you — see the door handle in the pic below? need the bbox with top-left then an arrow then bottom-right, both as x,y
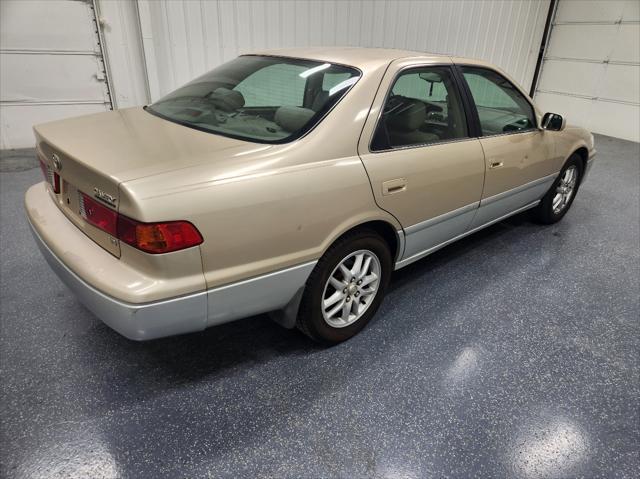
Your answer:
489,161 -> 504,169
382,178 -> 407,195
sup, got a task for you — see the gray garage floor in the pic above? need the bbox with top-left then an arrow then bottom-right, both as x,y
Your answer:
1,134 -> 638,478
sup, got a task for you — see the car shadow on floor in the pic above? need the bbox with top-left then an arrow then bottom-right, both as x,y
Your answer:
80,211 -> 541,394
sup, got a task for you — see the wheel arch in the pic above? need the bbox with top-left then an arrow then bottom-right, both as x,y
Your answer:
572,146 -> 589,175
270,218 -> 402,330
325,218 -> 404,264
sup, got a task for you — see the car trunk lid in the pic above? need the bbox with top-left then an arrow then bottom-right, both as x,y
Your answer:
33,106 -> 269,257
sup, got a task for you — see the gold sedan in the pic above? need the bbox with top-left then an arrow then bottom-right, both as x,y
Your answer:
25,48 -> 595,343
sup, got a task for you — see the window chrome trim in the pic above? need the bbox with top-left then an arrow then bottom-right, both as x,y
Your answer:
369,135 -> 481,154
468,127 -> 540,140
367,62 -> 476,154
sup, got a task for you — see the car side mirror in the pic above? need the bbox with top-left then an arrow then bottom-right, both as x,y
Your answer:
541,112 -> 565,131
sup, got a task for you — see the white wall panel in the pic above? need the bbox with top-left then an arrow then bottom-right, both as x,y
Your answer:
536,0 -> 640,142
97,0 -> 150,108
546,25 -> 620,61
137,0 -> 550,100
0,0 -> 111,149
536,92 -> 640,142
611,24 -> 640,63
0,0 -> 98,51
0,54 -> 108,103
554,0 -> 639,23
0,104 -> 107,151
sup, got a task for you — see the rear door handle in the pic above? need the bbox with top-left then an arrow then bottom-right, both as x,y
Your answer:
489,161 -> 504,169
382,178 -> 407,195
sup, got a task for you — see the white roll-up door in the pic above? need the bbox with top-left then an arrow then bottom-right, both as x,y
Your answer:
535,0 -> 639,142
0,0 -> 113,149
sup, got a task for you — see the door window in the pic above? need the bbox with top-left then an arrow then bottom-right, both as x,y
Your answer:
461,67 -> 536,136
371,66 -> 468,151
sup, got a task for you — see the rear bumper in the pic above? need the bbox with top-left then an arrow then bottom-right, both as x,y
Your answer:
26,182 -> 317,340
25,181 -> 208,340
29,221 -> 208,340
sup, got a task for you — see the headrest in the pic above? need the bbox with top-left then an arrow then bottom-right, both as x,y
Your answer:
386,101 -> 426,132
274,106 -> 315,132
211,87 -> 245,112
311,90 -> 329,111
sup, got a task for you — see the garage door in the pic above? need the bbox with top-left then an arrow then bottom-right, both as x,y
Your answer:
0,0 -> 112,149
534,0 -> 639,142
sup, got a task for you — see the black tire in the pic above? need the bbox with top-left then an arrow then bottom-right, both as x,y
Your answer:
531,153 -> 583,224
296,229 -> 392,344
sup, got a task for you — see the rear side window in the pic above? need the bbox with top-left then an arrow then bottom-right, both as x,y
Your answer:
371,66 -> 469,151
461,67 -> 536,136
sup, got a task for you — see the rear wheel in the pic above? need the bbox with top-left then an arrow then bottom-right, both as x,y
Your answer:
532,154 -> 583,224
296,229 -> 392,344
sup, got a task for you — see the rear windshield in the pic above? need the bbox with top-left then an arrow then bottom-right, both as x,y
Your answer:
146,55 -> 361,143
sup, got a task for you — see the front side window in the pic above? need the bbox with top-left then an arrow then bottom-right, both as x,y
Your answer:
371,66 -> 468,151
147,56 -> 360,143
461,67 -> 536,136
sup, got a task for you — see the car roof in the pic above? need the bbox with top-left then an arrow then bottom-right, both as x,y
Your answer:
248,47 -> 456,71
247,47 -> 518,92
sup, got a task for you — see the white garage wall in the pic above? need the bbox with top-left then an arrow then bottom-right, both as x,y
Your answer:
136,0 -> 550,101
96,0 -> 150,109
0,0 -> 112,149
535,0 -> 640,142
0,0 -> 552,149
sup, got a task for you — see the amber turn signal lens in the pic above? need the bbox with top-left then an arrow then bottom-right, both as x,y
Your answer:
117,216 -> 203,254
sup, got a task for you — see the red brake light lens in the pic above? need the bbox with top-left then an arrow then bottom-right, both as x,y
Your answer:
78,191 -> 203,254
79,192 -> 117,236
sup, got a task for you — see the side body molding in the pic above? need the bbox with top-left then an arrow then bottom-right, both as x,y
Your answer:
394,173 -> 559,270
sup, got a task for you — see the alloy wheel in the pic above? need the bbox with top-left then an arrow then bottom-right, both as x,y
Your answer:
552,165 -> 578,214
321,249 -> 381,328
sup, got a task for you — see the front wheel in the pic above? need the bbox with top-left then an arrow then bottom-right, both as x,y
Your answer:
296,229 -> 392,344
532,154 -> 583,224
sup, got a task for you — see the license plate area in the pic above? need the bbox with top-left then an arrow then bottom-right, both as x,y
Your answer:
61,180 -> 81,215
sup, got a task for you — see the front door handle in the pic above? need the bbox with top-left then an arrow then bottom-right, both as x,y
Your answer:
382,178 -> 407,196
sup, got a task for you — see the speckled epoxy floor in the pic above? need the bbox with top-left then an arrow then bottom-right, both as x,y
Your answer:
1,134 -> 638,478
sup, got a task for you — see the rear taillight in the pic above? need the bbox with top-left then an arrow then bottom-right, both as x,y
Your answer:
78,191 -> 203,254
39,160 -> 60,194
79,192 -> 117,236
117,216 -> 203,254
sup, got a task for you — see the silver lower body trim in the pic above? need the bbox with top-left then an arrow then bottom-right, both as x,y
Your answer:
30,222 -> 208,340
402,202 -> 479,260
395,200 -> 541,269
30,220 -> 317,340
206,261 -> 317,328
395,173 -> 558,270
470,173 -> 557,229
